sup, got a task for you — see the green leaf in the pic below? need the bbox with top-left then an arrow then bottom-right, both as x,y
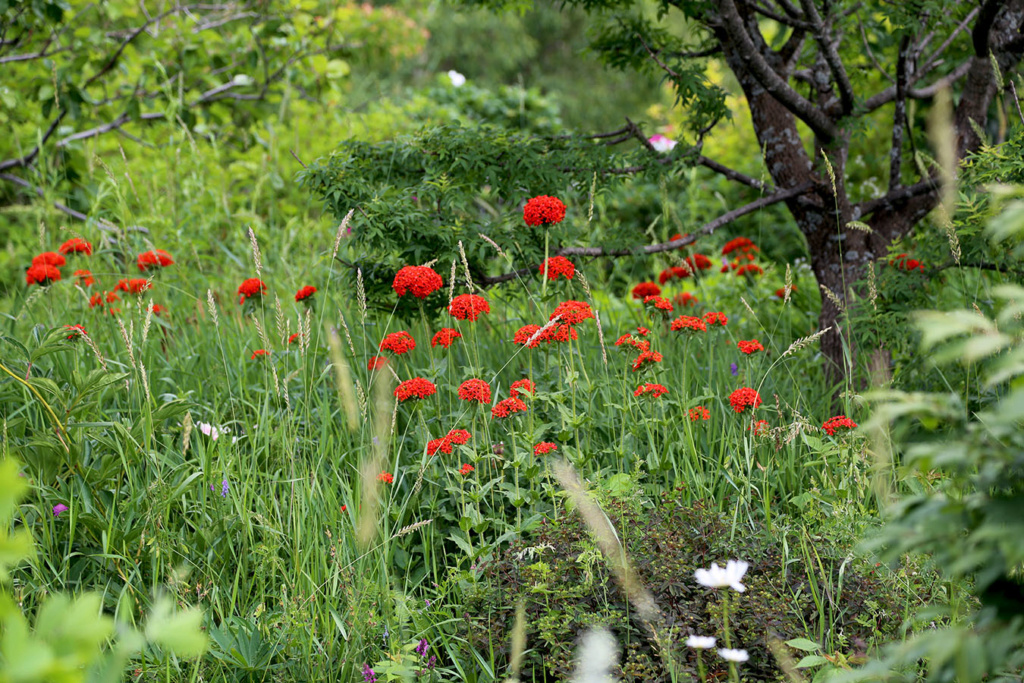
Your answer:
795,655 -> 829,668
786,637 -> 822,652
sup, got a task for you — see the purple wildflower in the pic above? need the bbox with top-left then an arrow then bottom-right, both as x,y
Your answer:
53,503 -> 68,517
730,363 -> 739,376
361,664 -> 377,683
211,479 -> 229,497
415,639 -> 430,657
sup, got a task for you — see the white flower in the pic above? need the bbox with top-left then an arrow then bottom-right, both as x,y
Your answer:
694,559 -> 749,592
685,635 -> 717,649
197,422 -> 220,440
447,70 -> 466,88
718,648 -> 749,663
648,134 -> 677,153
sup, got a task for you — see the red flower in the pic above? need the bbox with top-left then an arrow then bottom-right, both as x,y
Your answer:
614,334 -> 650,352
658,266 -> 691,285
671,315 -> 706,333
393,265 -> 444,299
822,415 -> 858,436
427,436 -> 452,456
510,378 -> 535,399
295,285 -> 317,302
890,253 -> 925,272
513,324 -> 543,347
684,253 -> 713,272
491,397 -> 527,419
394,377 -> 437,401
634,383 -> 668,398
238,278 -> 267,304
380,331 -> 416,355
59,238 -> 92,256
644,295 -> 674,314
32,252 -> 66,268
541,323 -> 578,344
550,300 -> 594,326
749,419 -> 770,435
115,278 -> 152,295
688,406 -> 710,421
775,285 -> 797,299
367,355 -> 388,371
251,349 -> 270,360
378,471 -> 394,484
65,324 -> 87,340
288,332 -> 301,344
448,429 -> 472,445
458,463 -> 475,475
631,282 -> 662,300
722,237 -> 759,255
674,292 -> 698,307
90,291 -> 120,309
636,326 -> 650,336
704,312 -> 729,327
151,304 -> 168,316
73,269 -> 95,287
26,264 -> 61,286
729,387 -> 762,413
737,339 -> 764,355
458,379 -> 492,403
449,293 -> 490,321
631,350 -> 663,372
137,249 -> 174,272
523,195 -> 567,226
432,328 -> 462,348
534,442 -> 557,455
735,264 -> 763,277
540,256 -> 575,281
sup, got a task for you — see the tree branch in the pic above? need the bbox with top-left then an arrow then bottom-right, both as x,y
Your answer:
799,0 -> 855,115
857,179 -> 938,217
889,35 -> 911,192
0,173 -> 124,233
718,0 -> 839,140
697,156 -> 771,191
0,111 -> 66,171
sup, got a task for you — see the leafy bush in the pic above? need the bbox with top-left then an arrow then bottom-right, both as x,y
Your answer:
464,478 -> 903,682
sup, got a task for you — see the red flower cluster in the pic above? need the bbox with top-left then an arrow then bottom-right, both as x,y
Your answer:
689,406 -> 710,421
115,278 -> 151,295
671,315 -> 706,333
631,282 -> 661,300
658,266 -> 691,285
729,387 -> 762,413
289,333 -> 301,344
722,237 -> 759,256
59,238 -> 92,256
491,397 -> 527,419
523,195 -> 566,226
33,252 -> 66,268
634,383 -> 668,398
90,291 -> 121,311
74,269 -> 95,287
395,377 -> 437,402
458,379 -> 492,403
432,328 -> 462,348
550,300 -> 593,326
775,285 -> 797,299
137,249 -> 174,272
295,285 -> 317,302
458,464 -> 475,476
251,349 -> 270,359
534,442 -> 558,455
822,415 -> 857,436
427,428 -> 473,456
393,265 -> 444,298
703,311 -> 728,327
643,295 -> 674,313
449,293 -> 490,321
510,378 -> 535,399
380,331 -> 416,355
614,333 -> 650,352
238,278 -> 267,304
631,350 -> 663,372
378,472 -> 394,484
540,256 -> 575,280
65,324 -> 87,340
674,292 -> 698,307
636,326 -> 650,336
367,355 -> 388,370
151,304 -> 168,316
26,264 -> 61,286
734,263 -> 764,277
737,339 -> 764,355
683,253 -> 713,273
749,419 -> 770,435
890,253 -> 924,271
514,324 -> 543,347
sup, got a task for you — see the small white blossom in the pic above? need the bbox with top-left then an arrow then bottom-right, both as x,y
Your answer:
718,648 -> 749,663
685,635 -> 717,649
197,422 -> 220,440
694,559 -> 749,592
648,134 -> 677,153
447,70 -> 466,87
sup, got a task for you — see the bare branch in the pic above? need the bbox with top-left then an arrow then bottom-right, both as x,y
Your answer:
697,156 -> 771,191
0,173 -> 122,233
637,33 -> 680,79
751,1 -> 813,29
908,60 -> 974,98
718,0 -> 839,140
799,0 -> 855,115
0,112 -> 66,171
858,18 -> 894,83
889,35 -> 911,191
857,179 -> 938,216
